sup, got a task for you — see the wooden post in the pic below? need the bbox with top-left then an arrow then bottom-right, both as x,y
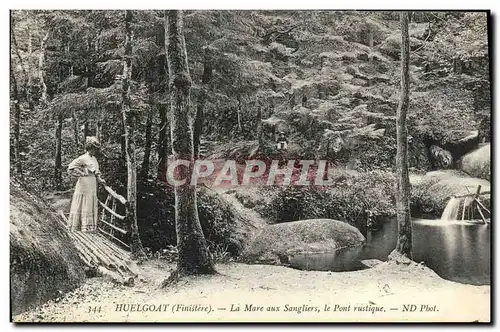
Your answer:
474,185 -> 482,199
476,205 -> 487,224
100,194 -> 111,228
475,198 -> 491,214
110,199 -> 117,237
461,197 -> 468,221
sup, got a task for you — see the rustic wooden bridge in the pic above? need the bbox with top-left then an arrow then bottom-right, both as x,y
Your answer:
58,185 -> 141,285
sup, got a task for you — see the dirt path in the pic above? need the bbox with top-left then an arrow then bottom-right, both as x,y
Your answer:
14,260 -> 490,323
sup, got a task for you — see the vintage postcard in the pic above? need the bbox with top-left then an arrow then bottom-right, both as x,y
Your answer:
9,9 -> 491,323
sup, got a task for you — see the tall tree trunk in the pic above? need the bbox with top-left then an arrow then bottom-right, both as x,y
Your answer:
391,11 -> 412,260
140,103 -> 153,178
193,47 -> 212,158
38,31 -> 50,108
122,10 -> 146,260
156,15 -> 169,180
165,10 -> 215,276
10,61 -> 22,177
54,113 -> 63,190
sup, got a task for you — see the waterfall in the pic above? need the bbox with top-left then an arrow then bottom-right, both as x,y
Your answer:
441,197 -> 461,221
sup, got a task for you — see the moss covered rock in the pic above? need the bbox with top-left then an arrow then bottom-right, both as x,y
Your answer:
10,181 -> 87,316
242,218 -> 365,265
460,143 -> 490,181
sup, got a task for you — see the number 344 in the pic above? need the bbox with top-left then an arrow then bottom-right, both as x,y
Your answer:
87,306 -> 102,313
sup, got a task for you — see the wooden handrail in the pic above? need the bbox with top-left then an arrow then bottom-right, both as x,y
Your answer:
103,185 -> 127,205
98,200 -> 126,220
100,219 -> 127,235
96,184 -> 129,249
98,227 -> 130,249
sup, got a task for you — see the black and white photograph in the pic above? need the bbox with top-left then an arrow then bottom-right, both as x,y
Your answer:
9,9 -> 491,323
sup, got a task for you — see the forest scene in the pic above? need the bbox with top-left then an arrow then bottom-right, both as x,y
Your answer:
10,10 -> 491,323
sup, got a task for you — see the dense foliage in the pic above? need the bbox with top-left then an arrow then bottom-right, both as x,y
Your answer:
10,10 -> 490,188
10,10 -> 490,250
135,179 -> 241,255
263,170 -> 396,231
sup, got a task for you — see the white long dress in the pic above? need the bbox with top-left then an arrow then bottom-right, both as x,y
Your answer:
67,152 -> 101,232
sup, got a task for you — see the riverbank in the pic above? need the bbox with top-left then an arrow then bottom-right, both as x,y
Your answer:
14,259 -> 490,323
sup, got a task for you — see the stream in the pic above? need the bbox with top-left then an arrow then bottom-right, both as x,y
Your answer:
289,218 -> 490,285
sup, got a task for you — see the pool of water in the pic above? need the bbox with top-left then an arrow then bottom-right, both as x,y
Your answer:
289,218 -> 491,285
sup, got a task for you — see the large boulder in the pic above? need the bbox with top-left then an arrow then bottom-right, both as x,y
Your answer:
242,219 -> 365,265
10,181 -> 87,316
460,143 -> 490,181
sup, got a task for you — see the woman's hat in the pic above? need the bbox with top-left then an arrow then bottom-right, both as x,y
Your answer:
85,136 -> 101,150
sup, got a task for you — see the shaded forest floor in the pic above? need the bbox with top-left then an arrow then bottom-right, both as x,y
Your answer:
14,259 -> 490,323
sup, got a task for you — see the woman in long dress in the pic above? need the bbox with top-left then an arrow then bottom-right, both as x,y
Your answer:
67,137 -> 106,232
